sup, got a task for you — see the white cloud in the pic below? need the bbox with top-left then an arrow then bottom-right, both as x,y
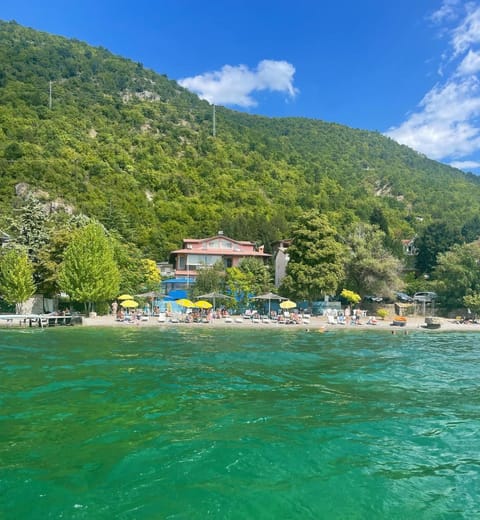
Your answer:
449,159 -> 480,169
387,3 -> 480,163
386,77 -> 480,159
430,0 -> 460,24
452,4 -> 480,56
458,49 -> 480,75
178,59 -> 298,107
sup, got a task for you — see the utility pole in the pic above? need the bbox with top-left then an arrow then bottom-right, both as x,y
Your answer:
49,81 -> 52,109
212,104 -> 216,137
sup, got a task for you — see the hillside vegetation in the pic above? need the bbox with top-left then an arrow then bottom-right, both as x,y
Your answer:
1,20 -> 480,261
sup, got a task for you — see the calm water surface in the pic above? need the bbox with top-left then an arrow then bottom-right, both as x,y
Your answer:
1,327 -> 480,519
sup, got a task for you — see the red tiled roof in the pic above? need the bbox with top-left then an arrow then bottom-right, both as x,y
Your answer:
171,248 -> 270,257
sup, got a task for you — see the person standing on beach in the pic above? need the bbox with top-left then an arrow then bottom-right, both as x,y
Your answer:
345,306 -> 351,325
111,300 -> 118,316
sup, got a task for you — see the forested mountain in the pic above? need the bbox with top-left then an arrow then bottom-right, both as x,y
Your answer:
1,19 -> 480,261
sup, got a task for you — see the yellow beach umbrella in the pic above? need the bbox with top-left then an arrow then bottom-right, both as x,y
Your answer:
280,300 -> 297,310
120,299 -> 139,308
195,300 -> 213,309
176,298 -> 194,308
118,294 -> 134,300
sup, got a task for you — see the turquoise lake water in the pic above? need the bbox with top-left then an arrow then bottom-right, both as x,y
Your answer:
1,327 -> 480,519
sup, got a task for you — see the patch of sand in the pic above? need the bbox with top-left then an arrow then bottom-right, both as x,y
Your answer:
82,314 -> 479,333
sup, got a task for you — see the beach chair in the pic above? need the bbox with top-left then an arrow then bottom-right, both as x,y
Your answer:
327,314 -> 337,325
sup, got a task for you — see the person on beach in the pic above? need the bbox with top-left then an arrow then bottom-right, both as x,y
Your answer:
345,306 -> 351,325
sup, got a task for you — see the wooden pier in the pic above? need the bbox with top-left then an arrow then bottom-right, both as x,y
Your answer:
0,314 -> 82,328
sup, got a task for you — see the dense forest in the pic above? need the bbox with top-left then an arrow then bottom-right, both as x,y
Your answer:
1,19 -> 480,263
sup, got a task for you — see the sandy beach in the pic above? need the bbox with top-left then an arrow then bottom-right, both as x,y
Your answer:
81,313 -> 480,333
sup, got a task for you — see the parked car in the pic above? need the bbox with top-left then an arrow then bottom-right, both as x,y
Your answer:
395,292 -> 414,303
363,295 -> 383,303
413,291 -> 437,303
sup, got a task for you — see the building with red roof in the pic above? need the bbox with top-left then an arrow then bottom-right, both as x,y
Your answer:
171,232 -> 271,279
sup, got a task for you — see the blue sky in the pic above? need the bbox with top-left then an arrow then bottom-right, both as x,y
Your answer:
2,1 -> 480,172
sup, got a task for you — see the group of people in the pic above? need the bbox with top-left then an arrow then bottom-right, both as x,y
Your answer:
326,307 -> 366,325
111,301 -> 149,322
242,308 -> 306,324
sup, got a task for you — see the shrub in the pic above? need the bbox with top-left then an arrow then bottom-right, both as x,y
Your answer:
377,308 -> 389,320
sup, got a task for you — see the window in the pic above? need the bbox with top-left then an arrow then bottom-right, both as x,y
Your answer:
207,239 -> 233,249
187,254 -> 222,268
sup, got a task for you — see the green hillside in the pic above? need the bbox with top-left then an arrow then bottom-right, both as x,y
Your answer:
1,19 -> 479,260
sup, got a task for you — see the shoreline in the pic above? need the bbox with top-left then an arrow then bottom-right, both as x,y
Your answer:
1,313 -> 478,332
78,314 -> 480,333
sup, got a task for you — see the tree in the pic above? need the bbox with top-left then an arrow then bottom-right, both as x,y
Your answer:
4,142 -> 23,160
35,225 -> 74,296
344,223 -> 404,297
369,206 -> 389,235
191,261 -> 225,298
139,258 -> 161,291
225,266 -> 253,310
280,210 -> 346,301
238,257 -> 272,295
110,234 -> 147,295
34,212 -> 91,296
461,215 -> 480,243
340,289 -> 361,306
415,221 -> 461,275
58,222 -> 120,312
463,293 -> 480,318
433,242 -> 480,311
8,194 -> 51,278
0,248 -> 36,313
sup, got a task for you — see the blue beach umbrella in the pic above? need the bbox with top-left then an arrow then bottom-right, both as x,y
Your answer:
165,289 -> 188,301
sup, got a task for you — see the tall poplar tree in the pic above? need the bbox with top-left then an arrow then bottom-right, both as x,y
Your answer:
58,222 -> 120,312
0,248 -> 36,314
